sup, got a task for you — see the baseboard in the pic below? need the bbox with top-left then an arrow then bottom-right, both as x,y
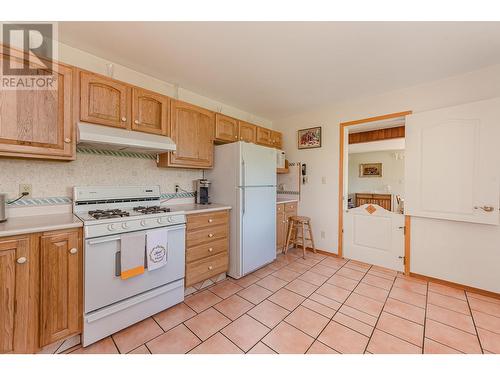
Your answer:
306,247 -> 340,258
410,272 -> 500,300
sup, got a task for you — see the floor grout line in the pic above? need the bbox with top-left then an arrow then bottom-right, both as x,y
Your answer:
464,291 -> 485,354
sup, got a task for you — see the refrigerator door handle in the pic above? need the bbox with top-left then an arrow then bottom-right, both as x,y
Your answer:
242,187 -> 245,215
241,159 -> 246,188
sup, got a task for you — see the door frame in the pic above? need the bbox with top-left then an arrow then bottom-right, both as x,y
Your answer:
338,110 -> 412,275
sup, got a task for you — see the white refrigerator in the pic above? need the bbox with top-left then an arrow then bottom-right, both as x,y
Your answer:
206,142 -> 277,278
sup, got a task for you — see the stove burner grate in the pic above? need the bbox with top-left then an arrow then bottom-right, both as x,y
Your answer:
133,205 -> 171,214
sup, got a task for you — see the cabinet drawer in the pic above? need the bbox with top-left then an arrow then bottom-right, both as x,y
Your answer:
187,211 -> 228,231
285,202 -> 297,213
186,252 -> 228,287
277,203 -> 284,214
186,238 -> 227,263
186,225 -> 228,248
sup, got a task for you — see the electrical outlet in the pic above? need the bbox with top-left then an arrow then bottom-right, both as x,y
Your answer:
320,230 -> 326,239
175,184 -> 180,193
19,183 -> 32,197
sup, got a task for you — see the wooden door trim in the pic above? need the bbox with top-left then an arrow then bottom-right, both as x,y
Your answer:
338,110 -> 412,274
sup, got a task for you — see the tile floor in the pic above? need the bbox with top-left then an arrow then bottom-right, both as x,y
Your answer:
60,248 -> 500,354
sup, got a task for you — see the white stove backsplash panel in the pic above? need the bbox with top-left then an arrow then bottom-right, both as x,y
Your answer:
0,153 -> 201,201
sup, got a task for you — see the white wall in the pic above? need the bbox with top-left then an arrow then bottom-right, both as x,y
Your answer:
274,63 -> 500,293
348,150 -> 405,199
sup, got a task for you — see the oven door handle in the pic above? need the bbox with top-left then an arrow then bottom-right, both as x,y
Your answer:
87,236 -> 122,245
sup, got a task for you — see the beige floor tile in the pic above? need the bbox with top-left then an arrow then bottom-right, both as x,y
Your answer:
153,302 -> 197,331
112,317 -> 163,353
354,282 -> 390,302
320,257 -> 346,269
472,310 -> 500,334
256,275 -> 288,292
336,267 -> 365,281
298,270 -> 329,286
295,256 -> 321,267
318,321 -> 368,354
221,314 -> 270,352
272,267 -> 301,282
393,278 -> 427,296
466,292 -> 500,306
184,290 -> 223,313
477,327 -> 500,353
301,299 -> 336,318
262,322 -> 314,354
252,266 -> 275,279
147,325 -> 201,354
128,345 -> 151,354
247,300 -> 290,328
389,287 -> 427,308
427,292 -> 470,315
315,283 -> 351,303
237,283 -> 273,304
333,312 -> 374,337
468,296 -> 500,318
383,298 -> 425,325
427,303 -> 476,334
268,288 -> 305,311
189,332 -> 243,354
428,282 -> 466,301
71,337 -> 118,354
344,262 -> 370,273
424,319 -> 482,353
285,305 -> 329,337
309,264 -> 339,277
184,307 -> 231,341
285,278 -> 318,297
247,342 -> 276,354
232,274 -> 260,288
213,294 -> 254,320
376,312 -> 424,346
345,293 -> 384,317
306,340 -> 339,354
286,261 -> 311,274
423,338 -> 461,354
309,292 -> 342,311
367,329 -> 421,354
362,273 -> 394,290
209,280 -> 243,299
326,274 -> 359,291
338,305 -> 378,326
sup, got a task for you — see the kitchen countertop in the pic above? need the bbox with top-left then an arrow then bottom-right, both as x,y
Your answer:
276,198 -> 299,204
165,203 -> 232,215
0,213 -> 83,238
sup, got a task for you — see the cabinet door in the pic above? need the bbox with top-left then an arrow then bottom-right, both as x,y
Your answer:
80,71 -> 131,129
238,121 -> 257,143
271,131 -> 283,149
215,114 -> 239,143
0,237 -> 30,354
132,87 -> 169,135
0,50 -> 74,160
39,230 -> 81,347
276,210 -> 285,250
256,126 -> 273,146
159,100 -> 214,169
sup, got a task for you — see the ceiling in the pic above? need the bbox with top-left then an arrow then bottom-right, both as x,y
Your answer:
58,22 -> 500,120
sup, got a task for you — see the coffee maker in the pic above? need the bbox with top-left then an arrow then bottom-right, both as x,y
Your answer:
194,179 -> 211,205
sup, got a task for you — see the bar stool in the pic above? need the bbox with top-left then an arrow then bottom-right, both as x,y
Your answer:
283,216 -> 316,259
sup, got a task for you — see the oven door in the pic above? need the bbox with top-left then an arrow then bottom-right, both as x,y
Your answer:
84,224 -> 185,313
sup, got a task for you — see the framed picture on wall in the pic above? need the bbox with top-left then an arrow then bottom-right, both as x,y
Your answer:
359,163 -> 382,177
297,126 -> 322,149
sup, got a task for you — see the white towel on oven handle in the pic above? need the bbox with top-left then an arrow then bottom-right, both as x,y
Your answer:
146,228 -> 168,271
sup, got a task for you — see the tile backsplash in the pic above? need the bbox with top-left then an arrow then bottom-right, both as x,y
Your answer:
0,152 -> 202,201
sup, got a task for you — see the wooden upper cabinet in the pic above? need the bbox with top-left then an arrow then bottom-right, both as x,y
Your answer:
0,49 -> 74,160
238,121 -> 257,143
39,230 -> 81,347
256,126 -> 273,147
215,114 -> 239,143
132,87 -> 169,135
0,236 -> 31,354
80,71 -> 131,129
158,100 -> 215,169
271,131 -> 283,149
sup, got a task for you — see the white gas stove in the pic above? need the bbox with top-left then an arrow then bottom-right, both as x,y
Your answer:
73,186 -> 186,347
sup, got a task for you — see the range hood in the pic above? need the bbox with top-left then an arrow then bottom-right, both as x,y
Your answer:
77,122 -> 176,154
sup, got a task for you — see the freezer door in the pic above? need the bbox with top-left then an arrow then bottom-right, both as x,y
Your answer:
241,186 -> 276,275
240,142 -> 277,187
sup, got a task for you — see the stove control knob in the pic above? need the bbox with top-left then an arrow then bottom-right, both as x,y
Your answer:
122,222 -> 129,229
140,220 -> 147,227
167,216 -> 174,223
157,218 -> 163,224
107,224 -> 115,231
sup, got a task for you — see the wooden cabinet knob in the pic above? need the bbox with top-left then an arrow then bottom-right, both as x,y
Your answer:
208,233 -> 214,238
208,265 -> 213,270
208,218 -> 213,223
208,247 -> 213,252
121,117 -> 127,122
64,138 -> 71,143
234,135 -> 238,139
69,248 -> 78,255
134,120 -> 140,125
16,257 -> 27,264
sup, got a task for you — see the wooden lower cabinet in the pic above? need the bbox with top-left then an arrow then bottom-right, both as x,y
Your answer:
277,202 -> 298,251
0,228 -> 82,354
185,210 -> 229,287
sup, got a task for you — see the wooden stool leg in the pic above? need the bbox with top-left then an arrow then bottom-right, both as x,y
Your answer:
301,223 -> 306,259
307,221 -> 317,253
283,220 -> 294,254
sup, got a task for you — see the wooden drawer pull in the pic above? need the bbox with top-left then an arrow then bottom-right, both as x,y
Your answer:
16,257 -> 27,264
69,248 -> 78,255
208,247 -> 213,252
208,233 -> 214,238
208,265 -> 213,270
208,218 -> 213,223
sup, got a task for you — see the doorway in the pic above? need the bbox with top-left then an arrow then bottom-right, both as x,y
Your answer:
338,111 -> 412,274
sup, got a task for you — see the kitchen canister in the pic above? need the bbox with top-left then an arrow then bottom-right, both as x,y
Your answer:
0,193 -> 7,222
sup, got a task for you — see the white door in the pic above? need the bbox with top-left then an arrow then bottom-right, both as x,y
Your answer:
405,97 -> 500,225
344,204 -> 405,271
240,142 -> 277,187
